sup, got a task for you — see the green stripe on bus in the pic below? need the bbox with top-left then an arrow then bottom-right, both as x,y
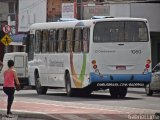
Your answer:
78,53 -> 86,82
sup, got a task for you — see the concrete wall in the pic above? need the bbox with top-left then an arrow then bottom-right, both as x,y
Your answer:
83,4 -> 110,20
0,2 -> 9,21
110,3 -> 130,17
109,3 -> 160,32
131,3 -> 160,32
18,0 -> 47,32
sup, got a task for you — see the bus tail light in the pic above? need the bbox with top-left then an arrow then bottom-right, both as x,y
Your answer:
92,60 -> 96,65
145,64 -> 150,69
93,65 -> 97,69
92,60 -> 98,69
145,59 -> 151,69
143,59 -> 151,74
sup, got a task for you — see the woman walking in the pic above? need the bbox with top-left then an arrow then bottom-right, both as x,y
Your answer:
3,60 -> 20,117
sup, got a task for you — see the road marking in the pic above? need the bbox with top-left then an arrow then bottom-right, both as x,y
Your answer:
1,99 -> 159,114
12,100 -> 159,114
0,109 -> 127,120
13,100 -> 123,113
1,95 -> 159,115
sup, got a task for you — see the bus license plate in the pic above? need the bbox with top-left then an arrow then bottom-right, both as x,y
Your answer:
116,66 -> 126,70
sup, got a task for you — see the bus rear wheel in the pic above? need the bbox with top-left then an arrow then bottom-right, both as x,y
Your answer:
65,73 -> 75,97
80,88 -> 92,97
109,87 -> 127,98
118,87 -> 127,98
145,84 -> 153,96
35,73 -> 48,95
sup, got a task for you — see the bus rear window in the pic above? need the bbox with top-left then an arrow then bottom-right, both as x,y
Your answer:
14,56 -> 24,68
93,21 -> 149,42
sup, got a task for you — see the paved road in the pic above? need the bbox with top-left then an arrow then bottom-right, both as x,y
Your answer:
0,87 -> 160,120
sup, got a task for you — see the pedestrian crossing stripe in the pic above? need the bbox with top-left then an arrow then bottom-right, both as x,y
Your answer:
1,34 -> 12,46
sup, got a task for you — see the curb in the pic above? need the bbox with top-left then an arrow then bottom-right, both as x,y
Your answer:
0,110 -> 57,120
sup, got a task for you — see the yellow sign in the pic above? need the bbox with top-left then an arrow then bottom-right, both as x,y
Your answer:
1,34 -> 12,46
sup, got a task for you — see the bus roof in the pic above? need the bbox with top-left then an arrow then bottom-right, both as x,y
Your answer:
4,52 -> 27,56
30,17 -> 148,30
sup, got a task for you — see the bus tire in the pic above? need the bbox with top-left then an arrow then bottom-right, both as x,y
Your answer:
81,88 -> 92,97
35,73 -> 47,95
145,84 -> 153,96
65,73 -> 74,97
109,87 -> 127,98
118,87 -> 127,98
109,87 -> 118,98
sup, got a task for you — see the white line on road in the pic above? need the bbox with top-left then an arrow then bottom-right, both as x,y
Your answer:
13,100 -> 159,114
13,100 -> 123,113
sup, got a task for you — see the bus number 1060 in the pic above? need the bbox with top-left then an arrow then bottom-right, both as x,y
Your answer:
131,50 -> 141,54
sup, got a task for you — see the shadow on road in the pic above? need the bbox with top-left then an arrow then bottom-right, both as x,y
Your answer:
48,92 -> 143,100
15,90 -> 144,102
141,94 -> 160,98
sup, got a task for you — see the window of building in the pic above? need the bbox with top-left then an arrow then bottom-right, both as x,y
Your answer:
9,2 -> 15,13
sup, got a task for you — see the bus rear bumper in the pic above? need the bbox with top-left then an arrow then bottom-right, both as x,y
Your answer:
89,72 -> 152,85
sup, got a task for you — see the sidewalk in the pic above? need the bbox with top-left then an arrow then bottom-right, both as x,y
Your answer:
0,109 -> 132,120
0,110 -> 57,120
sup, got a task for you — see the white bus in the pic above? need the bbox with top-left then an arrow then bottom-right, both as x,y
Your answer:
28,18 -> 151,98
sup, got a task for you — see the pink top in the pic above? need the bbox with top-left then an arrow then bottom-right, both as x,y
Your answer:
3,69 -> 15,87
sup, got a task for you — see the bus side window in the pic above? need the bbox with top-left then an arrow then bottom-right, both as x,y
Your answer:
29,34 -> 34,60
49,29 -> 57,52
35,30 -> 41,53
64,29 -> 67,52
66,28 -> 74,52
55,30 -> 58,52
42,30 -> 49,53
58,29 -> 65,52
74,28 -> 82,52
138,27 -> 148,41
82,28 -> 90,53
